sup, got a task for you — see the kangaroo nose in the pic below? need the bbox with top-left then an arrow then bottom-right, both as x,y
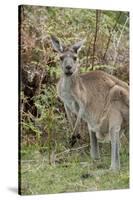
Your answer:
66,65 -> 72,70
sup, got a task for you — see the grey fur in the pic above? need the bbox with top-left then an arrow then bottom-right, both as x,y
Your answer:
51,36 -> 129,171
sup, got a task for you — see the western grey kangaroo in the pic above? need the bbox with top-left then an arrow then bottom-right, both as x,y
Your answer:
51,35 -> 129,170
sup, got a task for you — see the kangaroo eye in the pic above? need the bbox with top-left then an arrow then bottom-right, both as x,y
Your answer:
73,56 -> 77,61
60,56 -> 64,61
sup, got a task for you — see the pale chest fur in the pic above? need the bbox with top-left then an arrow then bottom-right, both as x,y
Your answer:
57,77 -> 79,114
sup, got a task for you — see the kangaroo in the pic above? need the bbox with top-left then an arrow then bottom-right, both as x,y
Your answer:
51,35 -> 129,170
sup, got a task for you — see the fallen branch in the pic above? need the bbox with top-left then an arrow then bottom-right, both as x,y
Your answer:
56,144 -> 89,157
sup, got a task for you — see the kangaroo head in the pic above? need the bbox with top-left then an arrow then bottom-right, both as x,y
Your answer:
51,35 -> 84,76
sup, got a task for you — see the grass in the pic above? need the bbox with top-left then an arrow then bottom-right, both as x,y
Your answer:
19,142 -> 129,195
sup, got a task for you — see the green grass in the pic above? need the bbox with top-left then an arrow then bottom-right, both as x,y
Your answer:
19,143 -> 129,195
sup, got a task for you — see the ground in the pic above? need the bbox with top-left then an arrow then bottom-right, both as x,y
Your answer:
20,142 -> 129,195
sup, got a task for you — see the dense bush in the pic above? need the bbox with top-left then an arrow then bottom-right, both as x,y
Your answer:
19,5 -> 129,155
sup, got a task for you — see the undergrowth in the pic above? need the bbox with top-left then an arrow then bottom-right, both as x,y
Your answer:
19,5 -> 129,195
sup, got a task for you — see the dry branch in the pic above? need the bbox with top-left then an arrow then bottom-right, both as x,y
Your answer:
112,16 -> 129,67
91,10 -> 101,68
102,12 -> 122,62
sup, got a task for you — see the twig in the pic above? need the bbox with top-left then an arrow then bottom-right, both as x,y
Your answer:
85,33 -> 93,69
56,144 -> 89,157
112,16 -> 129,67
21,160 -> 37,163
102,12 -> 122,62
91,10 -> 100,69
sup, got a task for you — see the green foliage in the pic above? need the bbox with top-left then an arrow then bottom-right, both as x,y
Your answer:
20,5 -> 129,70
19,5 -> 129,195
21,84 -> 71,152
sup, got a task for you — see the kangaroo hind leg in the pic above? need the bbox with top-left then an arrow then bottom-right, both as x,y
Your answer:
109,109 -> 122,171
89,126 -> 100,160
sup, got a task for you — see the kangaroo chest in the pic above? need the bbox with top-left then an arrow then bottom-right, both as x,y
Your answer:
59,78 -> 79,114
60,90 -> 79,114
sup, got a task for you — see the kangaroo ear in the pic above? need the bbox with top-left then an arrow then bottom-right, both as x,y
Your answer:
72,39 -> 85,53
51,35 -> 64,53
